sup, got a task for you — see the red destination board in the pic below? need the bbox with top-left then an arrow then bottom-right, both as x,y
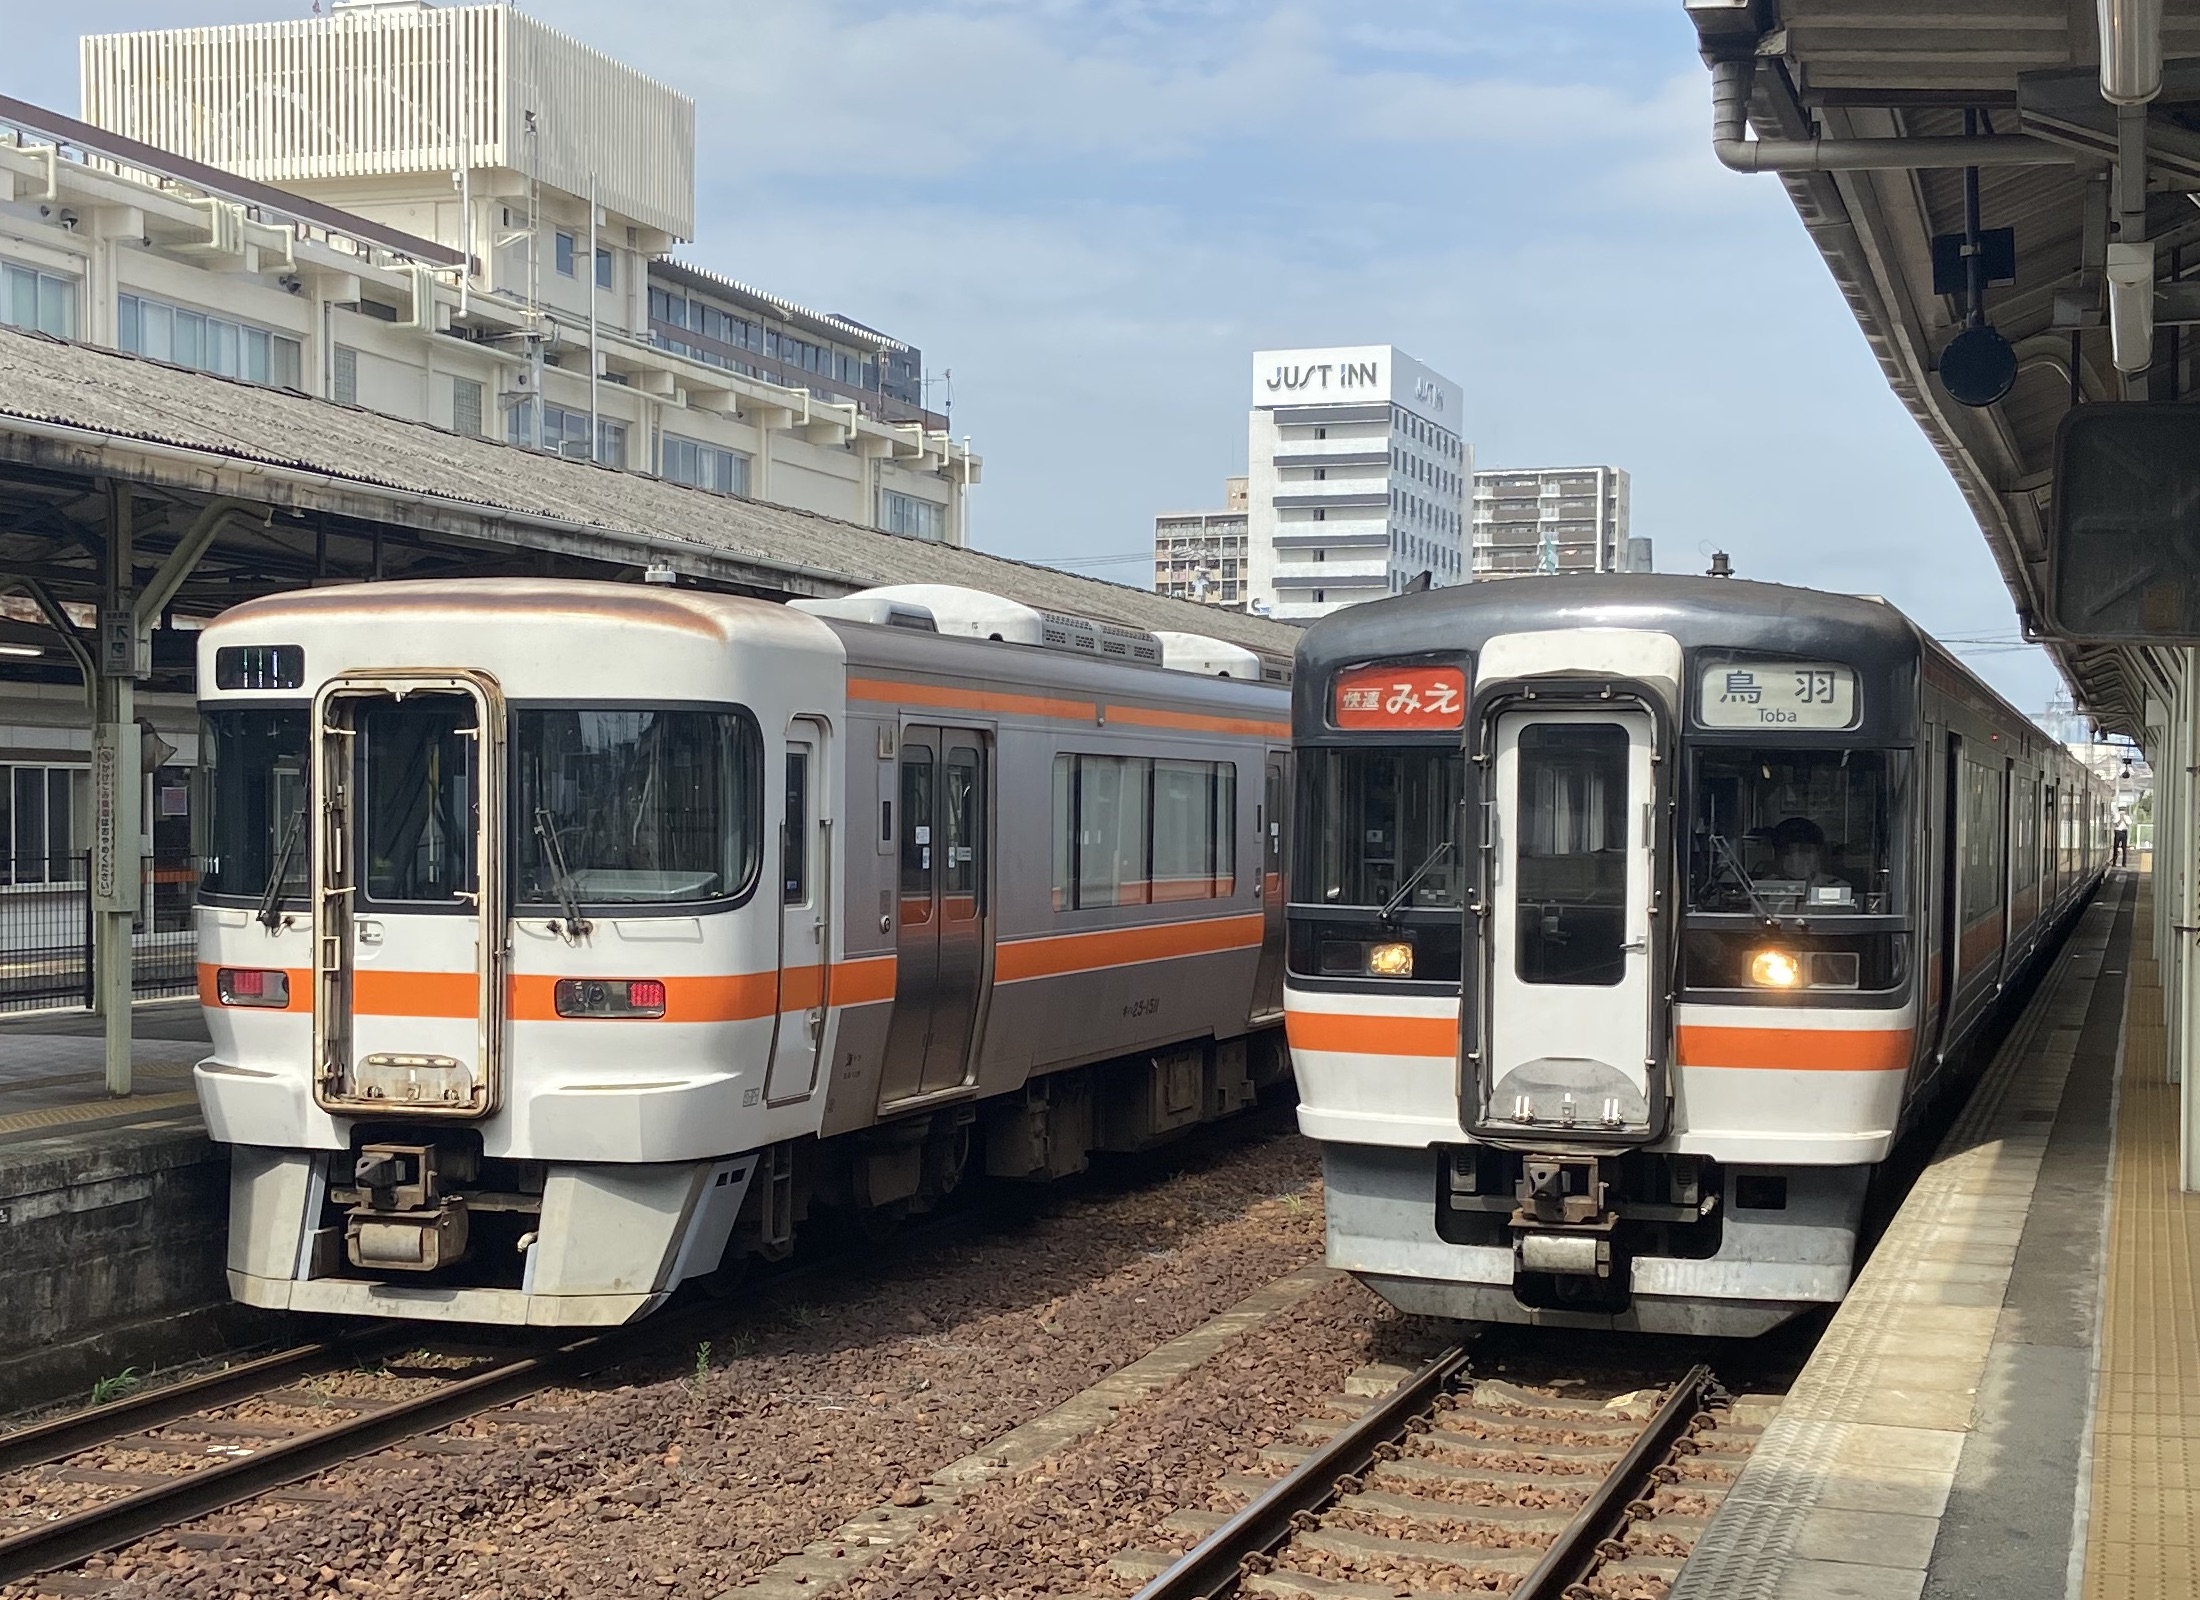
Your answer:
1332,664 -> 1468,730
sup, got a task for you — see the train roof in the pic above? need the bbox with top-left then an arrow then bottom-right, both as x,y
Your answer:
1296,574 -> 2071,754
1296,574 -> 1925,672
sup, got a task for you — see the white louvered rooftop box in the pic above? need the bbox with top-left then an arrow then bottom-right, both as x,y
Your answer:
79,1 -> 694,240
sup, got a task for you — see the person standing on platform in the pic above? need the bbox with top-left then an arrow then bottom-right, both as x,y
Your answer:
2113,813 -> 2130,868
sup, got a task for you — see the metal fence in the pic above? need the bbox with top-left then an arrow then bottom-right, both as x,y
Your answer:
0,853 -> 199,1014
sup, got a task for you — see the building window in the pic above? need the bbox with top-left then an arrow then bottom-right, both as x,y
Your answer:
1,764 -> 86,882
663,434 -> 751,496
1314,590 -> 1325,604
333,344 -> 358,405
118,294 -> 302,390
452,376 -> 484,437
879,488 -> 947,540
1052,754 -> 1234,910
595,247 -> 613,290
2,260 -> 76,338
516,402 -> 628,467
555,232 -> 577,278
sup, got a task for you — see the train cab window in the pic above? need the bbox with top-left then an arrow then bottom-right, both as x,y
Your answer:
361,697 -> 477,905
515,707 -> 762,907
1514,724 -> 1628,986
199,708 -> 308,902
1689,748 -> 1904,916
1298,748 -> 1464,909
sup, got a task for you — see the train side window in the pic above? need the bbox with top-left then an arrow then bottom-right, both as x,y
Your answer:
1052,753 -> 1236,910
783,751 -> 808,905
900,749 -> 934,924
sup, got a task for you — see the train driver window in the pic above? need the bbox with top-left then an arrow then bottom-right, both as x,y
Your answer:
1299,748 -> 1464,910
1689,748 -> 1905,916
515,707 -> 762,907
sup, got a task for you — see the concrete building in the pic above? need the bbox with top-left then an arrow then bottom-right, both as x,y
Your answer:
5,0 -> 977,548
1470,465 -> 1637,577
1153,477 -> 1249,609
1245,346 -> 1468,621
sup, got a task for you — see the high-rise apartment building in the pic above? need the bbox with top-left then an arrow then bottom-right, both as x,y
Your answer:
1154,477 -> 1249,608
1245,346 -> 1468,622
1470,466 -> 1637,577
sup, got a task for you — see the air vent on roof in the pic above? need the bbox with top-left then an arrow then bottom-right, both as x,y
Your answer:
1042,611 -> 1163,667
836,584 -> 1045,644
789,595 -> 938,631
831,585 -> 1167,666
1150,631 -> 1262,680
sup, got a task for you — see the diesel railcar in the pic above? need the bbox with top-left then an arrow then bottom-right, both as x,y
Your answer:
1289,575 -> 2109,1337
194,578 -> 1291,1326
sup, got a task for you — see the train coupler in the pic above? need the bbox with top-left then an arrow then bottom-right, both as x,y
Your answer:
1511,1155 -> 1620,1279
343,1141 -> 473,1273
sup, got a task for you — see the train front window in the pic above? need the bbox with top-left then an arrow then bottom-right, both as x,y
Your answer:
515,708 -> 762,906
1690,747 -> 1903,915
199,708 -> 308,901
1299,748 -> 1464,909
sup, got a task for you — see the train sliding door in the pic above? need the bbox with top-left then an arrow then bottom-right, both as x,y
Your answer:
878,726 -> 991,1106
1477,710 -> 1660,1137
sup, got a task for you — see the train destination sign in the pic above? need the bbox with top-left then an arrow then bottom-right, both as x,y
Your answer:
1333,664 -> 1468,730
1697,661 -> 1857,729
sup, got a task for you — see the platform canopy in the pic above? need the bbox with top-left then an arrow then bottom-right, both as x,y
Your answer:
0,326 -> 1298,689
1681,0 -> 2200,737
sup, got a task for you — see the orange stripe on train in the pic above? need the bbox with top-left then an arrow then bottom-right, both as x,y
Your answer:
996,913 -> 1265,982
1284,1010 -> 1457,1058
1676,1025 -> 1913,1072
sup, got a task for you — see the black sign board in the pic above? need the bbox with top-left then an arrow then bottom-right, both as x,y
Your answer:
2047,404 -> 2200,642
1930,228 -> 2016,298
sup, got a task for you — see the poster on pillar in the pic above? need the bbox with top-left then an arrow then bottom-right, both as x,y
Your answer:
92,723 -> 141,914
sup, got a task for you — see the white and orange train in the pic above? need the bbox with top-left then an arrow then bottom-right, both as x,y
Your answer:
1287,575 -> 2110,1336
194,579 -> 1291,1326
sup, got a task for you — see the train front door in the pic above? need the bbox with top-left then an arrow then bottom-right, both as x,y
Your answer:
878,726 -> 990,1106
1477,710 -> 1660,1138
766,718 -> 832,1105
311,672 -> 506,1119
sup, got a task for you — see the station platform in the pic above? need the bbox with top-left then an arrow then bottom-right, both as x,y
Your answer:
1673,872 -> 2196,1600
0,1001 -> 275,1410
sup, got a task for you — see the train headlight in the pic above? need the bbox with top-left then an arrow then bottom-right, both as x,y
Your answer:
554,978 -> 669,1018
1367,941 -> 1415,978
1748,949 -> 1804,989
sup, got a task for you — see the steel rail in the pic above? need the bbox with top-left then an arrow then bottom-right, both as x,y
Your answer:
1130,1341 -> 1473,1600
0,1200 -> 1011,1584
1508,1362 -> 1716,1600
0,1330 -> 395,1475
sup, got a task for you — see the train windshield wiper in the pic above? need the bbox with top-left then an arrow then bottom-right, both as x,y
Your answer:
1380,840 -> 1454,922
533,806 -> 593,940
1706,831 -> 1775,919
257,806 -> 304,931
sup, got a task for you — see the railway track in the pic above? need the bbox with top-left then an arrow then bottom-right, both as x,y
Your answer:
1120,1349 -> 1754,1599
0,1198 -> 1022,1591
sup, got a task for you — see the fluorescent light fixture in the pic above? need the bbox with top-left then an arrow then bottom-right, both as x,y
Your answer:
0,644 -> 43,658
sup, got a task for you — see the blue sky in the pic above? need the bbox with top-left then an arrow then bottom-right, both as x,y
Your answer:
9,1 -> 2063,708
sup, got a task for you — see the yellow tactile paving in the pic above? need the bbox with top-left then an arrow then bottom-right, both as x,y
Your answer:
2084,877 -> 2200,1600
0,1087 -> 201,1138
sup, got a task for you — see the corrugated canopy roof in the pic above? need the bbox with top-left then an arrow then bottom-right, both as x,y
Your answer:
0,328 -> 1298,661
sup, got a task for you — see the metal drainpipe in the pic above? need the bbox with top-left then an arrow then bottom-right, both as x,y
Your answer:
1709,57 -> 2076,173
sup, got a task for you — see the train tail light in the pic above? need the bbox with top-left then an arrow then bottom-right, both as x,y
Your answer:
217,968 -> 290,1007
554,978 -> 669,1018
1747,949 -> 1804,989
